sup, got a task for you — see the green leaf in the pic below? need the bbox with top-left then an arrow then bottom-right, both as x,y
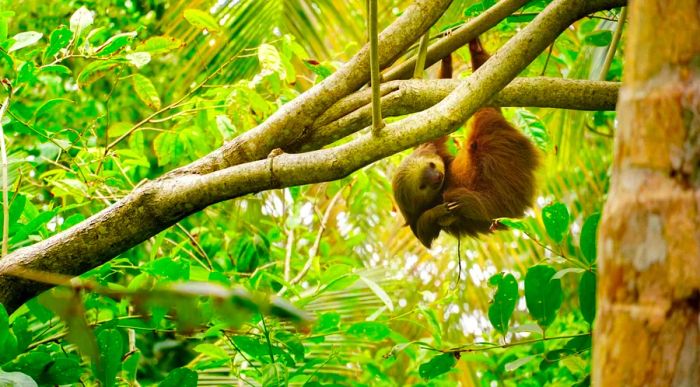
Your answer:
132,74 -> 161,110
525,265 -> 563,328
44,28 -> 73,60
488,273 -> 518,334
8,31 -> 42,52
146,258 -> 190,281
158,367 -> 197,387
77,60 -> 122,86
183,9 -> 221,33
419,353 -> 456,380
0,302 -> 8,349
194,343 -> 228,359
542,203 -> 569,243
232,336 -> 269,361
95,32 -> 136,56
579,271 -> 596,325
313,312 -> 340,333
258,44 -> 283,75
347,322 -> 391,341
10,210 -> 56,244
135,36 -> 185,54
584,30 -> 613,46
580,213 -> 601,264
39,65 -> 72,75
45,357 -> 82,385
95,329 -> 124,387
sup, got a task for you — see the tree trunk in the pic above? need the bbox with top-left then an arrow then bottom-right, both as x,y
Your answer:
594,1 -> 700,386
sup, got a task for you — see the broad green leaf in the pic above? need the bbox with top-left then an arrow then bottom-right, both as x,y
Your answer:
136,36 -> 185,54
146,257 -> 190,281
132,74 -> 161,110
183,9 -> 221,33
579,271 -> 596,325
9,31 -> 42,52
95,31 -> 136,56
488,273 -> 518,334
95,329 -> 124,387
194,343 -> 228,359
505,355 -> 535,372
419,353 -> 456,380
313,312 -> 341,333
158,367 -> 197,387
0,11 -> 13,41
525,265 -> 563,328
9,210 -> 56,244
77,60 -> 121,86
70,7 -> 93,33
45,357 -> 82,385
542,202 -> 569,243
44,28 -> 73,59
17,61 -> 37,84
232,336 -> 269,362
580,213 -> 601,264
347,322 -> 391,341
0,370 -> 37,387
584,30 -> 613,46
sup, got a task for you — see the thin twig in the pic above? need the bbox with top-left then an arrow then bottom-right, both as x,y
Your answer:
0,95 -> 10,257
598,7 -> 627,81
369,0 -> 384,133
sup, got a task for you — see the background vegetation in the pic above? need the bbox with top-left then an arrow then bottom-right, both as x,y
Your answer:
0,0 -> 623,385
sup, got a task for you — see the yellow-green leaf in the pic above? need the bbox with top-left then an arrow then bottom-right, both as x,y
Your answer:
132,74 -> 161,110
135,36 -> 185,54
183,9 -> 220,33
77,60 -> 121,87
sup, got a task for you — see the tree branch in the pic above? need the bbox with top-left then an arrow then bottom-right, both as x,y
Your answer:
292,78 -> 619,151
171,0 -> 453,175
0,0 -> 626,314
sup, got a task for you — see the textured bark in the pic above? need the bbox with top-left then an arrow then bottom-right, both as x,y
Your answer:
593,1 -> 700,385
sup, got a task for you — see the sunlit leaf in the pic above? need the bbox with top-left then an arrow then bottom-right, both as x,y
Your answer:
0,370 -> 37,387
44,28 -> 73,59
132,74 -> 161,110
9,31 -> 42,52
95,31 -> 136,56
126,52 -> 151,68
183,9 -> 221,33
70,6 -> 94,33
77,60 -> 122,86
505,355 -> 535,372
542,202 -> 569,243
136,36 -> 185,54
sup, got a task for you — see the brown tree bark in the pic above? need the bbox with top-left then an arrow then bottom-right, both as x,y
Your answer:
594,1 -> 700,385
